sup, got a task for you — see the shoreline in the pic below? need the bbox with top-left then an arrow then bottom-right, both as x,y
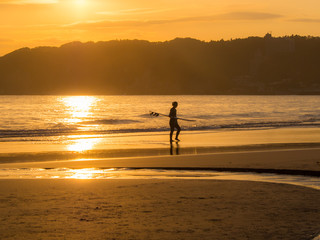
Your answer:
1,127 -> 320,153
118,167 -> 320,177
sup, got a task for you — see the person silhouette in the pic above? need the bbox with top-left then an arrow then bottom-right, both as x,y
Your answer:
169,101 -> 181,142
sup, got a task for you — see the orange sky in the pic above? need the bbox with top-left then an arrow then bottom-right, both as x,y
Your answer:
0,0 -> 320,56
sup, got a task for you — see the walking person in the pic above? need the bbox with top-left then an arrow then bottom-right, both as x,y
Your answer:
169,101 -> 181,142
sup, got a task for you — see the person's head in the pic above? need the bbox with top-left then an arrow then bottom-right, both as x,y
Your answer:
172,101 -> 178,108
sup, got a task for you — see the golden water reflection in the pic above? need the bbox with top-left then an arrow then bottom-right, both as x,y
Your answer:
67,138 -> 102,152
65,168 -> 115,179
61,96 -> 98,123
60,96 -> 103,152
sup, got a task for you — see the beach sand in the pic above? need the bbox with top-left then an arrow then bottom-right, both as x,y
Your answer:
0,128 -> 320,239
0,179 -> 319,240
0,148 -> 319,239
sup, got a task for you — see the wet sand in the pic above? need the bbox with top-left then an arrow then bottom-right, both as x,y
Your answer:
2,148 -> 320,174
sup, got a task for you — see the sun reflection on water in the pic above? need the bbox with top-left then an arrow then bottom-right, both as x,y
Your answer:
60,96 -> 103,152
67,138 -> 101,152
65,168 -> 115,179
61,96 -> 98,123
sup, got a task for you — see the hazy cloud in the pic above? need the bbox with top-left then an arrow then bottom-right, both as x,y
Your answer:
66,11 -> 283,29
96,8 -> 172,16
221,12 -> 282,20
289,18 -> 320,23
0,0 -> 58,4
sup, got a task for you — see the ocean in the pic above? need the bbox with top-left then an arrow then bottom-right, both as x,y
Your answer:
1,95 -> 320,141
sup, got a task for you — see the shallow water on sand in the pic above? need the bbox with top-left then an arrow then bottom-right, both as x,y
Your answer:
0,168 -> 319,190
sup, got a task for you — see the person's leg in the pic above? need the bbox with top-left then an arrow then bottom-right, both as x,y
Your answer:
170,120 -> 174,142
175,123 -> 181,140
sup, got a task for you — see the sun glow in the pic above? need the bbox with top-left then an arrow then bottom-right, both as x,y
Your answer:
74,0 -> 86,6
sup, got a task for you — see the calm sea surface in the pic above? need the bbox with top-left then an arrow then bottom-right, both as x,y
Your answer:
0,95 -> 320,142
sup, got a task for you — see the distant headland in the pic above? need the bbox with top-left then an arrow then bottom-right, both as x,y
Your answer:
0,34 -> 319,95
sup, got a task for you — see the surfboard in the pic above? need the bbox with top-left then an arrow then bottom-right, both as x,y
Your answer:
149,111 -> 196,122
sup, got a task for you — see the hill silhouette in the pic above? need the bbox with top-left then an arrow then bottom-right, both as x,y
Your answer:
0,35 -> 320,95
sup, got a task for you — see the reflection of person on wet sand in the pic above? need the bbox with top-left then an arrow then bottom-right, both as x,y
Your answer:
170,142 -> 180,155
169,101 -> 181,143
